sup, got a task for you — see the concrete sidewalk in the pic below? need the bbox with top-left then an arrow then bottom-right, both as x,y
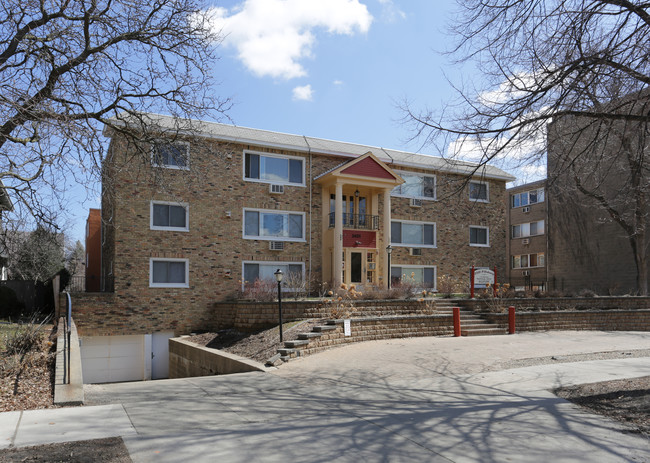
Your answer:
1,331 -> 649,462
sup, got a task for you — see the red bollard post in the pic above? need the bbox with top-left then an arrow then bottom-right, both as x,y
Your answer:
508,306 -> 516,334
453,307 -> 461,337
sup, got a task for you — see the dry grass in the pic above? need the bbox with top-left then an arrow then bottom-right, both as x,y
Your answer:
0,323 -> 57,412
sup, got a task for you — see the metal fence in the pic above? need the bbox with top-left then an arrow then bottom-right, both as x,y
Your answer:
65,275 -> 114,293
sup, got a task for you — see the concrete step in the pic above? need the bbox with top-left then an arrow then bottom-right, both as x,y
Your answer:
298,332 -> 323,340
284,339 -> 310,348
461,323 -> 501,330
313,325 -> 337,332
461,328 -> 507,336
277,348 -> 296,356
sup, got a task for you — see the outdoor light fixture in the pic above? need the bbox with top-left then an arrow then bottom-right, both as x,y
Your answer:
386,245 -> 393,289
274,269 -> 284,342
355,189 -> 359,198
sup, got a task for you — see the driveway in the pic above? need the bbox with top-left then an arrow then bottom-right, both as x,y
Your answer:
3,331 -> 650,462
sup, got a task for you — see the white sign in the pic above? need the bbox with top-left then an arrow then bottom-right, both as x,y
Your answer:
344,319 -> 351,336
474,268 -> 495,286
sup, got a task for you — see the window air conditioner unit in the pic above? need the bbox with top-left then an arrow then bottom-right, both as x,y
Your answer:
522,238 -> 530,245
409,198 -> 422,208
269,241 -> 285,251
368,262 -> 376,270
269,184 -> 285,194
409,248 -> 422,256
522,270 -> 530,276
522,206 -> 530,213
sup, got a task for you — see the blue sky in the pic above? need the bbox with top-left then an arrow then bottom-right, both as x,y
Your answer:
67,0 -> 541,243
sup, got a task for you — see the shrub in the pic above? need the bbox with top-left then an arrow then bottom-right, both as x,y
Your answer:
240,279 -> 277,302
437,274 -> 459,298
2,322 -> 43,355
321,284 -> 362,318
578,288 -> 597,298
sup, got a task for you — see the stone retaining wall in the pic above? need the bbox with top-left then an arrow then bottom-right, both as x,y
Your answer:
290,315 -> 454,359
216,299 -> 431,331
459,296 -> 650,312
482,310 -> 650,332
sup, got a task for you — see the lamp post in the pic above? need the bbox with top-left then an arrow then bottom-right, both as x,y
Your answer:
386,245 -> 393,289
274,269 -> 284,343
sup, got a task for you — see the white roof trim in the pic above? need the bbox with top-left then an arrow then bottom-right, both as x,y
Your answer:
106,112 -> 516,182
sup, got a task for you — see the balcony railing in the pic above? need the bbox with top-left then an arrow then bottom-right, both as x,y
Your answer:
328,213 -> 379,230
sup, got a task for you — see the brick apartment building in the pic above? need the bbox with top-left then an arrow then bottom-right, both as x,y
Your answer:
506,91 -> 650,295
505,180 -> 547,290
75,113 -> 515,382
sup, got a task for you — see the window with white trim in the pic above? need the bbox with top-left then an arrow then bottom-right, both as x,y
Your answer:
512,253 -> 545,269
243,209 -> 305,241
391,172 -> 436,199
150,201 -> 189,231
152,141 -> 189,169
469,226 -> 489,246
244,151 -> 304,185
511,188 -> 544,208
469,181 -> 489,202
512,220 -> 544,238
391,220 -> 436,247
242,262 -> 304,289
149,258 -> 189,288
390,265 -> 437,289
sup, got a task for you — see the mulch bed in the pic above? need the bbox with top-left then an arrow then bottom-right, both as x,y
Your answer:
0,437 -> 131,462
555,376 -> 650,436
186,319 -> 322,364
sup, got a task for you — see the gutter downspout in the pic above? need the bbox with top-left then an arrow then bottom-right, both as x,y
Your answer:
303,136 -> 313,291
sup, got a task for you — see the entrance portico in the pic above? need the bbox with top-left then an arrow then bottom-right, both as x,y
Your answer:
315,152 -> 403,288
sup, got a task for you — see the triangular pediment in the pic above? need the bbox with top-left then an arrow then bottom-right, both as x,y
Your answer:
316,152 -> 403,186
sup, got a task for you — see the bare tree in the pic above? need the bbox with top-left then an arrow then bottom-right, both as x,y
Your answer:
0,0 -> 230,228
405,1 -> 650,294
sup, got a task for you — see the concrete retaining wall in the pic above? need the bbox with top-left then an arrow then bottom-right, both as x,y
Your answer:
169,337 -> 267,379
54,317 -> 84,405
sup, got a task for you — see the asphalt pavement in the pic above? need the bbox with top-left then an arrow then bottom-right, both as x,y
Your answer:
1,331 -> 649,462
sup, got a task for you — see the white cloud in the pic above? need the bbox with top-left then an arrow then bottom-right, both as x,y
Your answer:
333,79 -> 344,86
378,0 -> 406,22
293,84 -> 314,101
208,0 -> 373,80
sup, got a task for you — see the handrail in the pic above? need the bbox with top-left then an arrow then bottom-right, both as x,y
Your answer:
64,292 -> 72,384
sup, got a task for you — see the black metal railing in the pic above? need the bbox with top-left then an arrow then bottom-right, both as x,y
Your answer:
328,213 -> 379,230
65,275 -> 115,293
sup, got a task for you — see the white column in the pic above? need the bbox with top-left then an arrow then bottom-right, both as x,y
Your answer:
383,189 -> 392,287
333,183 -> 343,286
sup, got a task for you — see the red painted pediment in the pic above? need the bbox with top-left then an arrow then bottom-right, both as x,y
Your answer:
341,156 -> 396,180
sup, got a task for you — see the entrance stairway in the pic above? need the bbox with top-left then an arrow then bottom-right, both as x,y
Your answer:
435,300 -> 507,336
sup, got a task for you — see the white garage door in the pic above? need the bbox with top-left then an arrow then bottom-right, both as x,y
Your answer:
81,335 -> 145,384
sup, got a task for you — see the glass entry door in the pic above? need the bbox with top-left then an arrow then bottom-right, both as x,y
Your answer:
350,252 -> 362,283
342,249 -> 376,286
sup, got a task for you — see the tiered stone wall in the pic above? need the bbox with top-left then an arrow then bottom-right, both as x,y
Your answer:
483,310 -> 650,332
297,316 -> 454,357
458,296 -> 650,312
219,299 -> 432,331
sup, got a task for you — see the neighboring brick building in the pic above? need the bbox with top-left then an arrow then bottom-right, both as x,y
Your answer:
84,209 -> 102,292
546,101 -> 650,295
75,113 -> 515,383
505,180 -> 547,290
